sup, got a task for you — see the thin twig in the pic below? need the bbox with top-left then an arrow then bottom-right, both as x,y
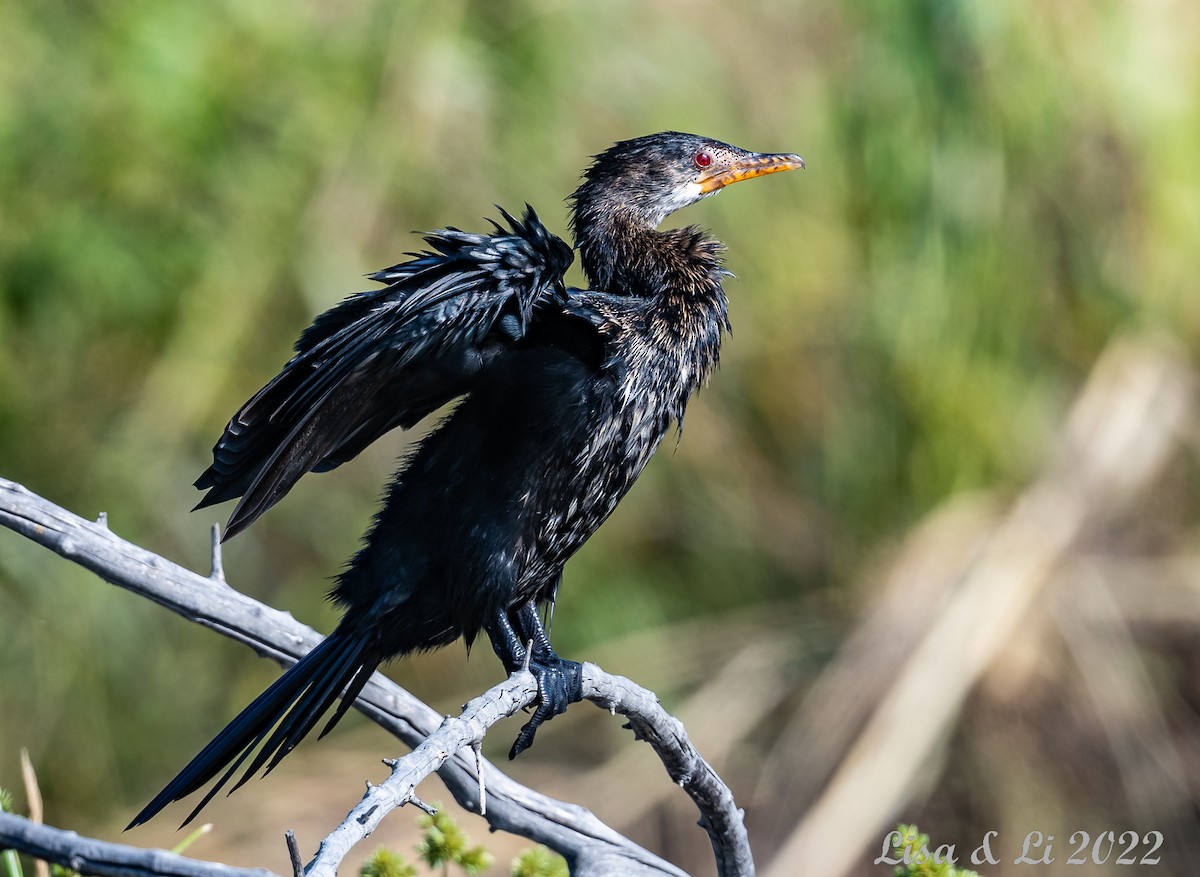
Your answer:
208,524 -> 225,583
472,742 -> 486,817
283,832 -> 303,877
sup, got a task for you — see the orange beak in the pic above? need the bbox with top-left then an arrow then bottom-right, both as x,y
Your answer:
697,151 -> 806,194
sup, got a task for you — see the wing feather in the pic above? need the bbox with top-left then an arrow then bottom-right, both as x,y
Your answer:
195,205 -> 575,539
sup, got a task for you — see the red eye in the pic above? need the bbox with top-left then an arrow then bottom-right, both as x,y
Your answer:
694,151 -> 713,169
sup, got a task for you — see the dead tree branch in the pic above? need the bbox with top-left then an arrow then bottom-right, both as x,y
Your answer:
0,476 -> 751,876
0,812 -> 276,877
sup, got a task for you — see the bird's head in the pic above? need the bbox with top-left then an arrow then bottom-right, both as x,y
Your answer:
569,132 -> 804,235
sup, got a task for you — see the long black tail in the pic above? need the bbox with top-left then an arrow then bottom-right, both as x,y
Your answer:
127,629 -> 381,829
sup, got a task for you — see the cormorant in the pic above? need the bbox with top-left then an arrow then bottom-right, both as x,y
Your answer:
129,132 -> 803,828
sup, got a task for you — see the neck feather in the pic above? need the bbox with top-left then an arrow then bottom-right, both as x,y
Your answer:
572,207 -> 726,299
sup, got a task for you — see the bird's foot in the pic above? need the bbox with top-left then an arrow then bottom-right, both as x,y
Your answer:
486,602 -> 583,758
509,652 -> 583,759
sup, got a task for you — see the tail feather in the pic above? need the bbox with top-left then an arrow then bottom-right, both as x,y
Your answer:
127,631 -> 378,829
319,661 -> 377,740
178,717 -> 279,828
237,636 -> 367,784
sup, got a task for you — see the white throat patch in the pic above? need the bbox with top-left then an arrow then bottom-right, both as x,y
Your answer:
652,181 -> 715,226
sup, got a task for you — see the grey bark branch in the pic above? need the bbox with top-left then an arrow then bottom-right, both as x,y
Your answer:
0,477 -> 750,876
305,675 -> 541,877
307,664 -> 754,877
0,812 -> 277,877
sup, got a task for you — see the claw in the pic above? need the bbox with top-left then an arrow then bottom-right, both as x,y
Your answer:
509,654 -> 582,759
486,602 -> 583,758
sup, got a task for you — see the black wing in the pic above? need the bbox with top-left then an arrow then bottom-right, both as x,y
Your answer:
195,205 -> 574,540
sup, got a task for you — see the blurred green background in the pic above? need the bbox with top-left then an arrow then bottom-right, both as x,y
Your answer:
2,1 -> 1199,875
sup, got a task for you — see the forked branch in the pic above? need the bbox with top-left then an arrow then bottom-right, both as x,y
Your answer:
0,477 -> 751,877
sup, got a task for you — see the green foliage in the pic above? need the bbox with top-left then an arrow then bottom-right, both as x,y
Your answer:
0,788 -> 24,877
889,825 -> 978,877
360,846 -> 419,877
360,809 -> 565,877
168,823 -> 212,857
2,842 -> 22,877
509,845 -> 568,877
415,807 -> 492,875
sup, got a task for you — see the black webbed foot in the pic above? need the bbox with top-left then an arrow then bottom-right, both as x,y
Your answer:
486,602 -> 583,758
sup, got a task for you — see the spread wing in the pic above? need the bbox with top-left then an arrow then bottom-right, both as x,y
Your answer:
195,205 -> 575,540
